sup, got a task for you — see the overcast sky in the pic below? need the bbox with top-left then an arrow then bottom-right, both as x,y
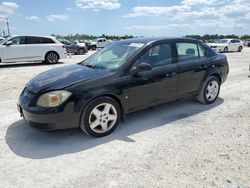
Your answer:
0,0 -> 249,37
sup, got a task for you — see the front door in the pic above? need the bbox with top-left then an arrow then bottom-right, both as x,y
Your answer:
3,36 -> 27,62
128,42 -> 178,112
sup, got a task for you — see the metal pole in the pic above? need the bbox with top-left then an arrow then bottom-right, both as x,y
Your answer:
6,18 -> 10,36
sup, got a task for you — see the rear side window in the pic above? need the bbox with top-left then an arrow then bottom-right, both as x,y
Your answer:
26,37 -> 55,44
26,37 -> 41,44
177,42 -> 206,62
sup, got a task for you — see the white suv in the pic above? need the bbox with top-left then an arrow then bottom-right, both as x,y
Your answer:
0,35 -> 67,64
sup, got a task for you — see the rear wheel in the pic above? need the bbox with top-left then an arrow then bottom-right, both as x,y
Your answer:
197,76 -> 220,104
238,46 -> 242,52
223,47 -> 228,53
78,48 -> 85,55
80,97 -> 121,137
45,52 -> 59,64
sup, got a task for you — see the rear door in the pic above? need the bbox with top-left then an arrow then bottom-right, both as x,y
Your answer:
25,36 -> 56,61
25,36 -> 43,61
2,36 -> 27,62
175,40 -> 208,98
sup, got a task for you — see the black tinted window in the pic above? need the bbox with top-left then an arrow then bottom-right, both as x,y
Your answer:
41,37 -> 55,44
139,43 -> 172,68
26,37 -> 41,44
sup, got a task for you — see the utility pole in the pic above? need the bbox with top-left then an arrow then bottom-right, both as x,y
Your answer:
6,18 -> 10,37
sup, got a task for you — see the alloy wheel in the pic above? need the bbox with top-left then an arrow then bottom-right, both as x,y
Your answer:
205,80 -> 219,102
88,103 -> 117,134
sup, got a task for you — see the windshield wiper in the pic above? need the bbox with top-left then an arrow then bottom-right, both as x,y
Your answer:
84,64 -> 105,70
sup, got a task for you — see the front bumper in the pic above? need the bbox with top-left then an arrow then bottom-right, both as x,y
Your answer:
211,47 -> 224,53
17,102 -> 80,131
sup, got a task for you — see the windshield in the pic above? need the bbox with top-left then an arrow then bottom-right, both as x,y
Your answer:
81,41 -> 145,71
217,39 -> 229,44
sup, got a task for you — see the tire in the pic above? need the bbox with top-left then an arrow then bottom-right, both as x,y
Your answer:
238,46 -> 242,52
197,76 -> 221,104
45,52 -> 59,64
78,48 -> 85,55
92,45 -> 97,50
80,97 -> 121,137
223,47 -> 228,53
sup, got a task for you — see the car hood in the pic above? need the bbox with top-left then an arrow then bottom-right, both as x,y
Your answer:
26,64 -> 110,94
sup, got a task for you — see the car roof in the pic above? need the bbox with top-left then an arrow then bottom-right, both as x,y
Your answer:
10,35 -> 55,39
116,37 -> 200,45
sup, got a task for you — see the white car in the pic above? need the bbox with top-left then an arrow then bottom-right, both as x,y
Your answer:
90,38 -> 111,49
0,35 -> 67,64
208,39 -> 243,53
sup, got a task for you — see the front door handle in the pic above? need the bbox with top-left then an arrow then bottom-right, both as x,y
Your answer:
199,65 -> 207,69
165,72 -> 176,77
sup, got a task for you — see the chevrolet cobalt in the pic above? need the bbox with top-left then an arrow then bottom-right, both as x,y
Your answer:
18,37 -> 229,137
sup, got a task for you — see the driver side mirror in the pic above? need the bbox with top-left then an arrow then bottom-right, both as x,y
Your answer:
130,63 -> 152,76
5,41 -> 13,46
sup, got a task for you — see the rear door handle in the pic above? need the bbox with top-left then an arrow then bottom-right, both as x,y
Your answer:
165,72 -> 176,77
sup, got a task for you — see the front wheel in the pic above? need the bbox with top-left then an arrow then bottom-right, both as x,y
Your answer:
45,52 -> 59,64
197,76 -> 221,104
223,47 -> 228,53
238,46 -> 242,52
80,97 -> 121,137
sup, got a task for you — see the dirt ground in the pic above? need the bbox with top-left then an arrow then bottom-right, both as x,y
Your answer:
0,49 -> 249,188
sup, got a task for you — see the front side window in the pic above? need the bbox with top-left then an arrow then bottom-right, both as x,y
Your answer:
9,36 -> 25,45
177,42 -> 203,62
138,43 -> 173,68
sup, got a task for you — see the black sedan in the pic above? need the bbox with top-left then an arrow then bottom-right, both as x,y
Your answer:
59,39 -> 88,55
18,37 -> 229,137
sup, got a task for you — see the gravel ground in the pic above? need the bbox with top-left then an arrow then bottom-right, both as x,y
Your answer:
0,49 -> 249,188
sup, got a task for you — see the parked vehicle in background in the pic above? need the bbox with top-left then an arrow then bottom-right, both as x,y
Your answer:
59,39 -> 88,55
0,35 -> 66,64
207,38 -> 243,53
244,39 -> 250,47
17,37 -> 229,137
84,40 -> 92,50
90,38 -> 111,50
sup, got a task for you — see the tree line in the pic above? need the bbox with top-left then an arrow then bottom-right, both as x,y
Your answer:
51,33 -> 250,41
184,34 -> 250,40
51,33 -> 134,41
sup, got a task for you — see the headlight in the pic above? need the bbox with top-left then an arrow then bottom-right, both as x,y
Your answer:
36,90 -> 72,107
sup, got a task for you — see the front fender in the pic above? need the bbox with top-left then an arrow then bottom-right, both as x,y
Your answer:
74,86 -> 127,115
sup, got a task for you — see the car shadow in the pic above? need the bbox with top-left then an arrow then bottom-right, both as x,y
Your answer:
0,61 -> 64,68
6,98 -> 223,159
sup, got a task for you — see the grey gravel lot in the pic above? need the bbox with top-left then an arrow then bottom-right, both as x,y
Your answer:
0,49 -> 249,188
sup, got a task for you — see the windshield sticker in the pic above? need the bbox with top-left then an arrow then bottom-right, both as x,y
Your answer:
129,43 -> 144,48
